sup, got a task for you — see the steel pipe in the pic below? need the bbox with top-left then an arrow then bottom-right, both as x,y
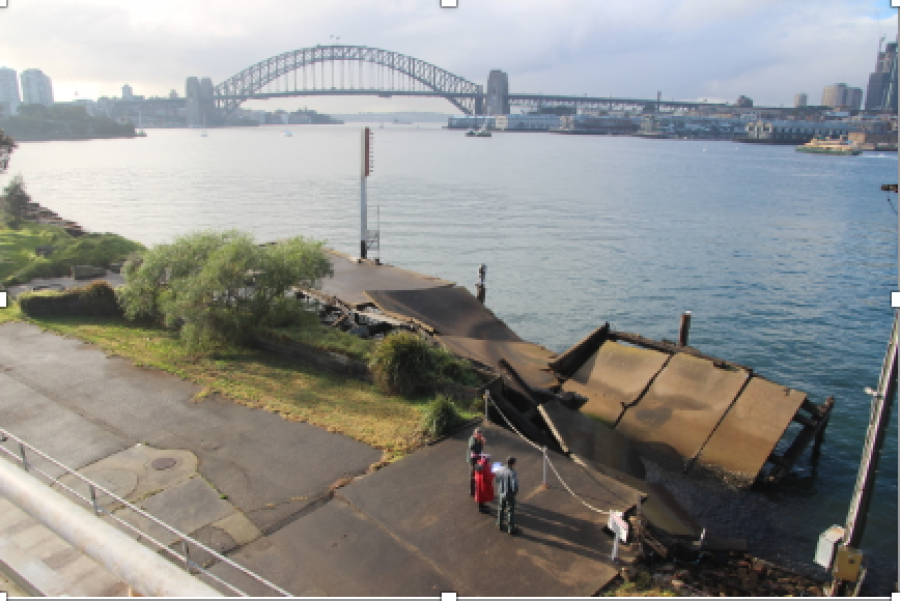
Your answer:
0,458 -> 223,598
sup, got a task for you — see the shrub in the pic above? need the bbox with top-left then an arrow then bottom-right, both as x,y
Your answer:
18,280 -> 121,317
422,394 -> 465,437
368,331 -> 480,396
117,230 -> 332,353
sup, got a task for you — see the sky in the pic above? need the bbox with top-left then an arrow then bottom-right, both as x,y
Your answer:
1,0 -> 897,114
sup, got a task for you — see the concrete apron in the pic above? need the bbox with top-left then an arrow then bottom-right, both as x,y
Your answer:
0,321 -> 643,596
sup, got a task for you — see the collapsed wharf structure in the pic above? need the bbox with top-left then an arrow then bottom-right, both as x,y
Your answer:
295,249 -> 834,534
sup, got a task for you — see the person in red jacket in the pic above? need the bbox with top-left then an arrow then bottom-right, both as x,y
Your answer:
473,453 -> 495,514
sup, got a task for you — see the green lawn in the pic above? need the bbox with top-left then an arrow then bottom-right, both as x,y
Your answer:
0,224 -> 59,281
0,223 -> 144,286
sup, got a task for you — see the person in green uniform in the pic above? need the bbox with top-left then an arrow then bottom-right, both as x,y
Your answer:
467,427 -> 485,496
495,456 -> 519,535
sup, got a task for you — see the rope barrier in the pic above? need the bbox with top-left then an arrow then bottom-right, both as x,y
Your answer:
484,392 -> 611,515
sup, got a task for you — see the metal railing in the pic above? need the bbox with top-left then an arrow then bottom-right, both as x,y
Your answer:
0,428 -> 292,597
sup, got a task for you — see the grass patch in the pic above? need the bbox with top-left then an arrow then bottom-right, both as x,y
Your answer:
265,311 -> 377,362
0,223 -> 66,281
13,312 -> 434,461
0,299 -> 23,324
0,223 -> 144,286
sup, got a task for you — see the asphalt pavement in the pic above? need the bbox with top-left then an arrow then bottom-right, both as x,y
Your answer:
0,321 -> 637,596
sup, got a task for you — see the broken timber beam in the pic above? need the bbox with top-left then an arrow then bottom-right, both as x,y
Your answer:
766,396 -> 835,484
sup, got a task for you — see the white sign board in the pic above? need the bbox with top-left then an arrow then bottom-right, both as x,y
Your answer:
608,510 -> 629,543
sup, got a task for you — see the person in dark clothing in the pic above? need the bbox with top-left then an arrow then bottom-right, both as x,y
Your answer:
495,456 -> 519,534
467,427 -> 485,496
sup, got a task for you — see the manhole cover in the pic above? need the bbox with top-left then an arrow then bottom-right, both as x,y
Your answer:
151,458 -> 177,470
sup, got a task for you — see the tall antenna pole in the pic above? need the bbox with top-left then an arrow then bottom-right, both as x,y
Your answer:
360,127 -> 372,258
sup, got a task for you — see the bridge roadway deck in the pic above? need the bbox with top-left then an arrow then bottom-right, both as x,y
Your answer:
0,321 -> 637,596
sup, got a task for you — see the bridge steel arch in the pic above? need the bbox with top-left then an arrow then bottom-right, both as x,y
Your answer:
214,46 -> 483,116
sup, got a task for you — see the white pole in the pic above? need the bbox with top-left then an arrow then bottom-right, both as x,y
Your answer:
360,127 -> 368,259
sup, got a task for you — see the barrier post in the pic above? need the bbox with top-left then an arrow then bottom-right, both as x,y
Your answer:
19,443 -> 28,472
542,446 -> 548,488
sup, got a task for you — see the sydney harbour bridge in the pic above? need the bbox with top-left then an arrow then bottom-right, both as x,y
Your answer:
185,45 -> 731,126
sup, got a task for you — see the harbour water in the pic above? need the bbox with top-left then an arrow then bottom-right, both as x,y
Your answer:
3,124 -> 898,591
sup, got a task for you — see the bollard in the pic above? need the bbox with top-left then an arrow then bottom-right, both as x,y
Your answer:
542,446 -> 548,488
678,311 -> 692,347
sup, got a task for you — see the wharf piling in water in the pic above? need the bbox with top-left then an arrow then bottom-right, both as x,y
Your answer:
678,311 -> 692,347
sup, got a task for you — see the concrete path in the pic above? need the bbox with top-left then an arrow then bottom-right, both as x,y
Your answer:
0,321 -> 638,596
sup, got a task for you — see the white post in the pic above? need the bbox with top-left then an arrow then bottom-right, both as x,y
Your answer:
360,127 -> 369,259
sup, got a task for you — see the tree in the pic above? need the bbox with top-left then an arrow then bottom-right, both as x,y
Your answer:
118,230 -> 333,352
1,174 -> 31,226
0,128 -> 16,174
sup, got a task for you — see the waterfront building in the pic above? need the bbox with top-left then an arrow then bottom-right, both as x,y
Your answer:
0,67 -> 20,117
447,115 -> 495,129
864,41 -> 898,111
794,93 -> 808,108
821,83 -> 863,111
638,114 -> 744,139
495,114 -> 562,131
122,84 -> 134,101
557,114 -> 639,135
19,68 -> 54,107
743,119 -> 858,143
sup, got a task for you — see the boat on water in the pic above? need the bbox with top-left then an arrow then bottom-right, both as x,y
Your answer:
795,136 -> 861,155
283,130 -> 293,137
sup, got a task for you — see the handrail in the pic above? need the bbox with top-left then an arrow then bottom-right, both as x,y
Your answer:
0,428 -> 293,597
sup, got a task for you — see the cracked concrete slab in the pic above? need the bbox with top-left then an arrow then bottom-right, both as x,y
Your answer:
114,477 -> 235,548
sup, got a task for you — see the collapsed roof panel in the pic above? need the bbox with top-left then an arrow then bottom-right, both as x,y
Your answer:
437,336 -> 557,391
316,250 -> 454,309
615,353 -> 751,467
538,400 -> 646,479
696,378 -> 807,485
366,287 -> 522,341
561,341 -> 671,426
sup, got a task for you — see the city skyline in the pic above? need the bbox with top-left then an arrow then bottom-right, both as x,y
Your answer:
0,0 -> 897,115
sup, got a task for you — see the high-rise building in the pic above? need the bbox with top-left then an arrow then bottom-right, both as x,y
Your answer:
821,83 -> 863,110
122,84 -> 134,100
20,68 -> 53,107
794,93 -> 808,108
0,67 -> 21,117
864,41 -> 898,111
